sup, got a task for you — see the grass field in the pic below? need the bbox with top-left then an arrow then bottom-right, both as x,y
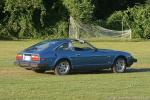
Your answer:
0,40 -> 150,100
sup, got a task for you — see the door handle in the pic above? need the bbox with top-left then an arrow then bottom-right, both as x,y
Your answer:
76,54 -> 80,56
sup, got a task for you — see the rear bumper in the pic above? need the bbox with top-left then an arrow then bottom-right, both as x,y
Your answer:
15,61 -> 49,70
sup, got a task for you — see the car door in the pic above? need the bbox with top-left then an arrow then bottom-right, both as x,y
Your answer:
71,50 -> 111,69
70,40 -> 110,69
91,50 -> 112,68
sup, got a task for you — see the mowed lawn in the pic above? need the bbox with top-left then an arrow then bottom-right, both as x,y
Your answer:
0,40 -> 150,100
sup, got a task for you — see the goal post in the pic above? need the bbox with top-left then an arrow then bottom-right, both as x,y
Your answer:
69,16 -> 132,40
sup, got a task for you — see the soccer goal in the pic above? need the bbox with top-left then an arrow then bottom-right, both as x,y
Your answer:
69,17 -> 132,40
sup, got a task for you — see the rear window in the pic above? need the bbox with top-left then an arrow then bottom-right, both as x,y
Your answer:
25,41 -> 57,51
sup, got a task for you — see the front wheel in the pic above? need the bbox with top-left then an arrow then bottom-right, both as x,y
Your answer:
54,60 -> 71,75
112,58 -> 127,73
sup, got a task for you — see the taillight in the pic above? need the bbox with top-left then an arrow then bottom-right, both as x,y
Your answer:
31,54 -> 40,61
16,54 -> 23,60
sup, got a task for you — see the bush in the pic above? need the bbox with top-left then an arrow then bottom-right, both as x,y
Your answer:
63,0 -> 94,23
107,5 -> 150,39
0,0 -> 69,40
125,6 -> 150,39
106,11 -> 127,30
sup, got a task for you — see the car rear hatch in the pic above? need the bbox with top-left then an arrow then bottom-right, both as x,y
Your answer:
16,53 -> 40,67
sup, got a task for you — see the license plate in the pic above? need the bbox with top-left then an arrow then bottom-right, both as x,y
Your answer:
23,55 -> 31,61
20,62 -> 30,67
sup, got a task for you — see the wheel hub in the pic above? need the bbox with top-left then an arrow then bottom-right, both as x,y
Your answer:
116,59 -> 126,72
58,61 -> 70,74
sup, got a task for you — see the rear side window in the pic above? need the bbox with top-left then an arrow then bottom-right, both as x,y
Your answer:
35,42 -> 49,49
56,43 -> 69,51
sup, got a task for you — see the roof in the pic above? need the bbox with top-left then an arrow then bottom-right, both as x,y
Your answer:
47,38 -> 83,43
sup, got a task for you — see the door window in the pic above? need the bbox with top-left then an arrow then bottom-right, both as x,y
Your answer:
71,41 -> 94,51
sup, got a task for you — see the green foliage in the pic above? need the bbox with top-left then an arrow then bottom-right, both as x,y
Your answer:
63,0 -> 94,23
0,0 -> 150,39
3,0 -> 46,38
1,0 -> 93,39
146,0 -> 150,4
125,6 -> 150,39
106,11 -> 125,30
53,21 -> 69,37
107,5 -> 150,39
93,0 -> 146,19
0,0 -> 69,39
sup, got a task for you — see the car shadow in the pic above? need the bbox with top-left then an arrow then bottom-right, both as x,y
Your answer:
71,70 -> 112,75
45,71 -> 55,75
126,68 -> 150,73
44,68 -> 150,75
45,69 -> 114,75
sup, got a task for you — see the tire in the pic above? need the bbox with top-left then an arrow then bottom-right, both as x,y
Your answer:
33,69 -> 46,73
54,60 -> 71,75
112,57 -> 127,73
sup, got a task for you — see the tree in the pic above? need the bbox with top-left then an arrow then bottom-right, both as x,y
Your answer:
3,0 -> 46,38
93,0 -> 146,19
107,5 -> 150,39
63,0 -> 94,23
0,0 -> 149,39
1,0 -> 69,39
0,0 -> 5,22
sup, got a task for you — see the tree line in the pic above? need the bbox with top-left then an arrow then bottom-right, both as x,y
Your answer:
0,0 -> 149,39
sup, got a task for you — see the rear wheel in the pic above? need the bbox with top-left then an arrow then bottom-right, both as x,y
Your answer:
54,60 -> 71,75
112,57 -> 127,73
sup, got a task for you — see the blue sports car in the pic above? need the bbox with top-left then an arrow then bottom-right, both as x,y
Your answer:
16,39 -> 137,75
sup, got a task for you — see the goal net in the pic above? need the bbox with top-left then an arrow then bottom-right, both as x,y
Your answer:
69,17 -> 132,39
